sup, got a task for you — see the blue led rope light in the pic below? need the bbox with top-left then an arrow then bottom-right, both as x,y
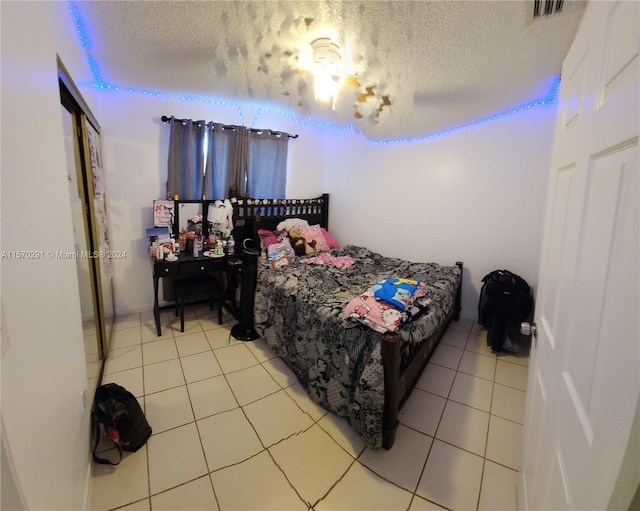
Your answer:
67,1 -> 104,85
369,76 -> 561,145
252,107 -> 354,134
67,1 -> 91,50
68,1 -> 560,145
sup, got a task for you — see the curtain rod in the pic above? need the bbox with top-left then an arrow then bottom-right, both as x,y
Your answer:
160,115 -> 298,139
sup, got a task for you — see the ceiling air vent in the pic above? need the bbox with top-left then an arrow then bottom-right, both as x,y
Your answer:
534,0 -> 564,17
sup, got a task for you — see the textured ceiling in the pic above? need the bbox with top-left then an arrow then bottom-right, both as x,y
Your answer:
75,0 -> 586,140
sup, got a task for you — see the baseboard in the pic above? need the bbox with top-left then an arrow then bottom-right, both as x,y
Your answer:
458,309 -> 478,322
83,455 -> 92,510
114,303 -> 157,317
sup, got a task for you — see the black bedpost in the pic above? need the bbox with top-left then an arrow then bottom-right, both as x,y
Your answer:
454,261 -> 463,321
321,193 -> 329,229
231,240 -> 260,341
381,332 -> 401,449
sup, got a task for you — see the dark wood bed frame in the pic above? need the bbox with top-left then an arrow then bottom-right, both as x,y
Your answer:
229,190 -> 462,449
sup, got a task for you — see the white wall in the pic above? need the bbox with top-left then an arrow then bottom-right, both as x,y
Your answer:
1,2 -> 99,509
321,105 -> 556,318
95,94 -> 328,315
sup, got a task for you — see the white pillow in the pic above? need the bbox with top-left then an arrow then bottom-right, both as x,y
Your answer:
276,218 -> 309,231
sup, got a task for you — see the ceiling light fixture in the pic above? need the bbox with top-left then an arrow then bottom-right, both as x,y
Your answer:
310,37 -> 343,109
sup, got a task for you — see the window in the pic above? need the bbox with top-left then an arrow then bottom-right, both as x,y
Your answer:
166,118 -> 292,200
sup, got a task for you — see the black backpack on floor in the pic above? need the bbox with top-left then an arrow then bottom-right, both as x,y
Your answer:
91,383 -> 152,465
478,269 -> 533,353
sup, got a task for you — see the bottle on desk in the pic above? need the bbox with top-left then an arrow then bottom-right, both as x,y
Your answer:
227,235 -> 235,256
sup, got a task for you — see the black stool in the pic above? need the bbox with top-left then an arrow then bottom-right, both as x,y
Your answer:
173,275 -> 223,332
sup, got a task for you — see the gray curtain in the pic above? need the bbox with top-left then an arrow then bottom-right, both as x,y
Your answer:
169,118 -> 289,200
202,122 -> 219,199
246,130 -> 288,198
232,126 -> 249,196
167,117 -> 206,199
202,124 -> 242,200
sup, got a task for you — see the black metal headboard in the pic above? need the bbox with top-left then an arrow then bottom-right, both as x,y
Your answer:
229,191 -> 329,251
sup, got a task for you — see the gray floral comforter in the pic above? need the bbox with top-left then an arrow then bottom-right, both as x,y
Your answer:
254,245 -> 461,449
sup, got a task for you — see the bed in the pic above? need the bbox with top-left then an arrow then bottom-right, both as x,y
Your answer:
230,192 -> 462,450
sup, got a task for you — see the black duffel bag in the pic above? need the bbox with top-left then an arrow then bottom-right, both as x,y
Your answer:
91,383 -> 152,465
479,269 -> 533,353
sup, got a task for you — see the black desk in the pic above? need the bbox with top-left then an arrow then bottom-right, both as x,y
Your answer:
152,254 -> 242,336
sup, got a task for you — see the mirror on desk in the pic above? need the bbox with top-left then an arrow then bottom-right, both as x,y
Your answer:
176,201 -> 204,235
173,199 -> 235,241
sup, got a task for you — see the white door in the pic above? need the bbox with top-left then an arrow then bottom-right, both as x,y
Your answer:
519,2 -> 639,510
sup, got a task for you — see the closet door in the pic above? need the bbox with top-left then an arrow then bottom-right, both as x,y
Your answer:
61,104 -> 102,387
84,120 -> 115,359
59,60 -> 114,398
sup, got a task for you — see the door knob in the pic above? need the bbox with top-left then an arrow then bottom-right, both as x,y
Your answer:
520,322 -> 537,337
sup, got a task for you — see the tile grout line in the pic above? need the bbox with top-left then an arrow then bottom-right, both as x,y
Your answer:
408,322 -> 477,511
165,308 -> 235,508
408,324 -> 470,510
138,312 -> 154,509
218,344 -> 312,509
309,457 -> 359,510
475,329 -> 500,511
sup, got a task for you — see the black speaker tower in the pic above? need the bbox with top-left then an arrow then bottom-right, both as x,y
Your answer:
231,242 -> 260,341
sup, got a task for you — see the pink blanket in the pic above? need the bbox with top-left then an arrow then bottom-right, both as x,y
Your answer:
300,253 -> 354,269
344,289 -> 404,333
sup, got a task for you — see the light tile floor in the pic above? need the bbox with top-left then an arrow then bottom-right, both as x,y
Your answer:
90,305 -> 529,511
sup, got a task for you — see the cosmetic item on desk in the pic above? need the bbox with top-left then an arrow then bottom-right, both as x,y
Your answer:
151,241 -> 160,258
227,235 -> 235,256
